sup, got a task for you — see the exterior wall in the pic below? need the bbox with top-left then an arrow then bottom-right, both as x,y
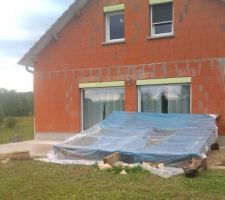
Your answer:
34,0 -> 225,137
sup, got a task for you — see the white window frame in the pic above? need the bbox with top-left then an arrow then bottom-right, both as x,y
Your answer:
138,83 -> 192,114
151,2 -> 174,38
105,12 -> 125,43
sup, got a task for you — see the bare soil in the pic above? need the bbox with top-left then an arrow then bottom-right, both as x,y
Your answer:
207,148 -> 225,169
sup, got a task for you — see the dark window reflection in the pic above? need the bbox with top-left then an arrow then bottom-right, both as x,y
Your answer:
152,3 -> 173,23
161,92 -> 168,113
155,23 -> 172,34
152,2 -> 173,35
109,13 -> 124,40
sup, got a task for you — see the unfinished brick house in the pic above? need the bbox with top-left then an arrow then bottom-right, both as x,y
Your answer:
19,0 -> 225,140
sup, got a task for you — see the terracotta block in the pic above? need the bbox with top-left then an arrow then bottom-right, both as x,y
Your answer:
104,152 -> 121,166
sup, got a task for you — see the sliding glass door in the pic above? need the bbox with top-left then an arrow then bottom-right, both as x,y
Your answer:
82,87 -> 124,130
139,84 -> 190,113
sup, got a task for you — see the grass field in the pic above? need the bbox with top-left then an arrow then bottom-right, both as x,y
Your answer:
0,118 -> 225,199
0,117 -> 34,144
0,160 -> 225,200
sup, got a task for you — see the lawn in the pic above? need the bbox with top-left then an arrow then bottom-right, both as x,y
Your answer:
0,117 -> 34,144
0,118 -> 225,200
0,160 -> 225,200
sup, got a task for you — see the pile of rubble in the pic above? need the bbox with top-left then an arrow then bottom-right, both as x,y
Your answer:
97,152 -> 185,178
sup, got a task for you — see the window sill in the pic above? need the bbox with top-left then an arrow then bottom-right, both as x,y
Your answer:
102,39 -> 126,45
147,34 -> 175,40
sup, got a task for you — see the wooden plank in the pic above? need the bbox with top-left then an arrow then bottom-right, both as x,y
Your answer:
0,154 -> 5,161
103,152 -> 121,166
1,151 -> 30,160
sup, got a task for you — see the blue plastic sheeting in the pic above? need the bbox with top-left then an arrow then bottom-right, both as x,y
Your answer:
50,112 -> 218,164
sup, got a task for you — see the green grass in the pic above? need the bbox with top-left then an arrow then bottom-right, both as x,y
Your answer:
0,160 -> 225,200
0,118 -> 225,199
0,116 -> 34,144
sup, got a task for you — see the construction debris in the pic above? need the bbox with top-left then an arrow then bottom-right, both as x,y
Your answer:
158,163 -> 165,169
98,159 -> 184,178
103,152 -> 120,166
211,143 -> 220,151
120,170 -> 128,175
114,161 -> 140,169
0,154 -> 4,161
141,162 -> 184,178
0,151 -> 30,161
98,163 -> 112,171
1,158 -> 10,164
183,157 -> 207,178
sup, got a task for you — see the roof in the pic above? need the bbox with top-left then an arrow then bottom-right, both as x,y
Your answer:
18,0 -> 90,67
19,0 -> 225,67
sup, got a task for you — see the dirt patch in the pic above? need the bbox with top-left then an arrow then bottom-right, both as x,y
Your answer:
207,149 -> 225,169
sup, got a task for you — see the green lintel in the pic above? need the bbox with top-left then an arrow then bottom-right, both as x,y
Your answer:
103,4 -> 125,13
137,77 -> 192,86
79,81 -> 125,89
149,0 -> 173,5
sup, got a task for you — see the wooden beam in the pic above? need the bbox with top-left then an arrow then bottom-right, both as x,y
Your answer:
0,151 -> 30,161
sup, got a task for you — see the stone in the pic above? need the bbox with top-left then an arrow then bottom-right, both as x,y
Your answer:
120,170 -> 128,175
98,163 -> 112,171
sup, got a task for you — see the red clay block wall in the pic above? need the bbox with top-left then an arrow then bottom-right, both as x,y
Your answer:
34,0 -> 225,135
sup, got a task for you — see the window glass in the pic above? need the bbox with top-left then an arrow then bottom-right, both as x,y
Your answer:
140,85 -> 190,114
83,87 -> 124,130
152,3 -> 173,23
151,2 -> 173,36
154,23 -> 173,34
107,13 -> 124,41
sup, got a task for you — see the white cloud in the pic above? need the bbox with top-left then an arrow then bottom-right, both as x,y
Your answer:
0,0 -> 74,92
0,28 -> 31,41
0,57 -> 33,92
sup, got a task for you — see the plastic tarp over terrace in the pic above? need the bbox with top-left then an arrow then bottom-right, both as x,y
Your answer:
48,112 -> 218,165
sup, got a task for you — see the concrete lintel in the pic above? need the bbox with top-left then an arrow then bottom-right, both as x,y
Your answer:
79,81 -> 124,89
103,4 -> 125,13
149,0 -> 173,5
137,77 -> 192,86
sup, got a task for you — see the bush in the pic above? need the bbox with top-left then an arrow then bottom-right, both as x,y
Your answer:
5,117 -> 17,129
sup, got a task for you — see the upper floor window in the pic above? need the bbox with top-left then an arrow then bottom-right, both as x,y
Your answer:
103,4 -> 125,43
151,2 -> 173,37
105,12 -> 125,42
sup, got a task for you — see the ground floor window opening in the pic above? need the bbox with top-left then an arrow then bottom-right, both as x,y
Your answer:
82,87 -> 124,130
139,84 -> 190,114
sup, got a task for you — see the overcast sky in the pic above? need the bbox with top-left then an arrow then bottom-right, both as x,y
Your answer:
0,0 -> 74,92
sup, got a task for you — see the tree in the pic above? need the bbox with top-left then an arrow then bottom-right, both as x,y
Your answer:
0,105 -> 4,125
0,88 -> 34,117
